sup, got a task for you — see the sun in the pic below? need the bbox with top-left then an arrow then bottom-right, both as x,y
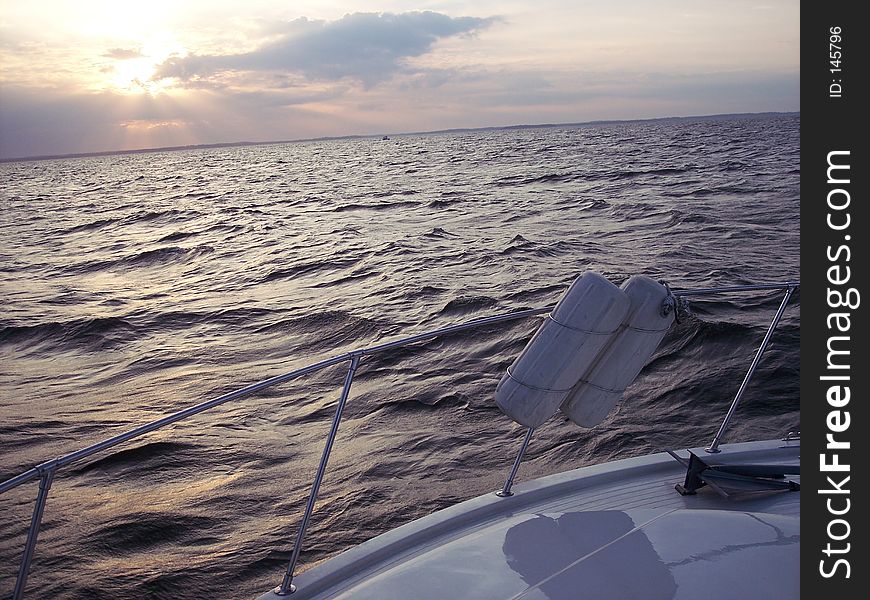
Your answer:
111,57 -> 158,93
106,39 -> 186,95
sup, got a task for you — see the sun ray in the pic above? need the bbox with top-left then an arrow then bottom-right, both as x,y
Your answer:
104,36 -> 187,95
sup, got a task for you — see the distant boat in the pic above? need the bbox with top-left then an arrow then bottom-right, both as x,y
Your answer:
382,135 -> 390,140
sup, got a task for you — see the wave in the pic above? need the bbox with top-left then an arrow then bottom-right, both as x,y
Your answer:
427,199 -> 462,209
437,295 -> 498,317
121,245 -> 214,267
74,441 -> 200,474
261,255 -> 365,282
333,200 -> 419,212
310,269 -> 379,289
503,283 -> 567,304
493,172 -> 579,186
0,316 -> 138,350
62,245 -> 215,274
422,227 -> 457,239
493,167 -> 692,187
83,512 -> 220,554
645,317 -> 758,371
0,306 -> 287,356
120,208 -> 203,225
501,237 -> 577,257
254,310 -> 383,350
370,189 -> 419,198
402,285 -> 447,301
156,230 -> 197,243
59,217 -> 120,234
134,306 -> 278,331
612,167 -> 691,179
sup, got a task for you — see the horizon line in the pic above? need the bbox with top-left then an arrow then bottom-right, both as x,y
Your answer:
1,110 -> 799,164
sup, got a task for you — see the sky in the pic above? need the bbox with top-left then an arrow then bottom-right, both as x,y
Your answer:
0,1 -> 799,160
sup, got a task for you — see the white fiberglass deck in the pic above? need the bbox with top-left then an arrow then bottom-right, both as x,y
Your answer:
259,439 -> 799,600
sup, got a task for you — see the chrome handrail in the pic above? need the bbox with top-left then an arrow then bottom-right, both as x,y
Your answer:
0,281 -> 798,598
705,284 -> 798,452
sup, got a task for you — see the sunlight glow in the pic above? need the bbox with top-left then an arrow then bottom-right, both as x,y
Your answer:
105,38 -> 187,95
110,57 -> 157,93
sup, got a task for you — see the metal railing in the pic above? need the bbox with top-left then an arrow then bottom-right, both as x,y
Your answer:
705,284 -> 797,452
0,280 -> 798,598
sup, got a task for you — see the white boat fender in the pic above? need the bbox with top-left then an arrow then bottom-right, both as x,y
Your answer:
495,272 -> 629,428
560,275 -> 673,427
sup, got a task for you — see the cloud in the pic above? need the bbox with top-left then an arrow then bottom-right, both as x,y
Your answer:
154,11 -> 499,87
0,83 -> 364,159
0,63 -> 799,160
103,47 -> 144,60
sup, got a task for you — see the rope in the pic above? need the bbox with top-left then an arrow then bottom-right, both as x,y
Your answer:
659,280 -> 690,324
547,313 -> 621,335
504,368 -> 577,393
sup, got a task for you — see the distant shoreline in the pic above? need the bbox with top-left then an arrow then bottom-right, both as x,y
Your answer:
0,111 -> 798,164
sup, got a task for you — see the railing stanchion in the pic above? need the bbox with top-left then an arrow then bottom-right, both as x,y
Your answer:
13,465 -> 56,600
706,286 -> 796,453
276,354 -> 361,595
497,427 -> 535,497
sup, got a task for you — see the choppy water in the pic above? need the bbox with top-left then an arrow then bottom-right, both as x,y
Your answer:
0,114 -> 799,599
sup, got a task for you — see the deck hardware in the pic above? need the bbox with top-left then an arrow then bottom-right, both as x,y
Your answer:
12,466 -> 56,600
668,450 -> 799,497
706,285 -> 796,453
278,355 -> 360,595
497,427 -> 535,497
